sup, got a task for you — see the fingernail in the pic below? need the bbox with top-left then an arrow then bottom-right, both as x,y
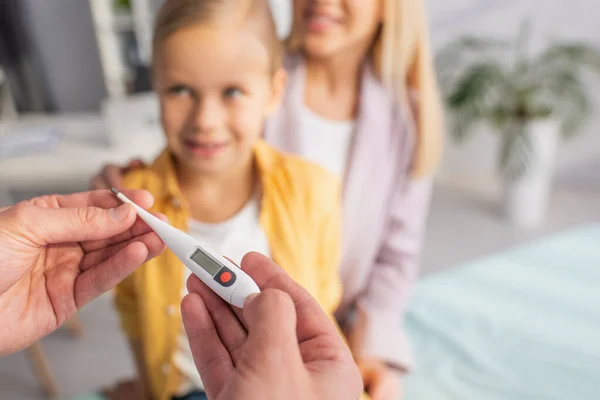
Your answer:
146,193 -> 155,208
155,212 -> 169,222
140,190 -> 154,208
244,293 -> 259,308
110,204 -> 131,221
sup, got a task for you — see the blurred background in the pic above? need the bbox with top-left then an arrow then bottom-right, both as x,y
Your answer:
1,0 -> 598,399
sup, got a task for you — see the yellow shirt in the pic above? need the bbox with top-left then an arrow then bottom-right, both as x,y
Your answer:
114,140 -> 342,400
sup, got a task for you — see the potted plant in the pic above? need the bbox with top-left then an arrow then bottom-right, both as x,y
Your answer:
113,0 -> 132,11
436,23 -> 600,228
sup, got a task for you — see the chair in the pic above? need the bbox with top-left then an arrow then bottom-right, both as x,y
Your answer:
26,317 -> 84,398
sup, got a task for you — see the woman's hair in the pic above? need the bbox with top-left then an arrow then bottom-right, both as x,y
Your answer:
152,0 -> 282,73
287,0 -> 443,177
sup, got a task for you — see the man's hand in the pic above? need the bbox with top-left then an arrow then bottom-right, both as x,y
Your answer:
90,159 -> 145,190
0,189 -> 166,355
181,252 -> 363,400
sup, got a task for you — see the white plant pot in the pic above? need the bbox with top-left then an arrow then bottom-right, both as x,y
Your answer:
502,120 -> 560,229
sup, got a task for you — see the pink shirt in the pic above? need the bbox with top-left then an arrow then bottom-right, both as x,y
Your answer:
264,54 -> 433,369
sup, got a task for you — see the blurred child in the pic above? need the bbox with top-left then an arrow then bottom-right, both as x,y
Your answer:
110,1 -> 341,399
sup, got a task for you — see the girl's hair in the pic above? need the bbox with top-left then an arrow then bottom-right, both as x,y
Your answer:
152,0 -> 282,73
287,0 -> 443,177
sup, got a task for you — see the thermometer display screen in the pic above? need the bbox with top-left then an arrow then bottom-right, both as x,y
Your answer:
190,248 -> 222,276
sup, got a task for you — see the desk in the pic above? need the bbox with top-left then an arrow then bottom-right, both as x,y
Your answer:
0,113 -> 165,196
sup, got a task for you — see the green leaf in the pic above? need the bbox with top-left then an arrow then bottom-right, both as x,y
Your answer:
557,80 -> 591,139
534,43 -> 600,73
445,62 -> 512,143
514,19 -> 533,73
447,62 -> 509,108
499,124 -> 533,182
436,36 -> 510,94
436,21 -> 600,148
114,0 -> 131,10
437,36 -> 511,63
489,106 -> 512,128
451,109 -> 480,143
537,68 -> 592,138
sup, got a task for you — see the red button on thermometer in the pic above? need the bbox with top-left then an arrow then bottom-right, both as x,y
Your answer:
112,188 -> 260,308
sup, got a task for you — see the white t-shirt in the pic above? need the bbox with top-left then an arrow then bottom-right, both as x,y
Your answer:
298,106 -> 355,179
173,192 -> 270,394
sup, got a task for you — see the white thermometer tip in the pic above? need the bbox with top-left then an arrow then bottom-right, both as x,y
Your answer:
111,188 -> 134,206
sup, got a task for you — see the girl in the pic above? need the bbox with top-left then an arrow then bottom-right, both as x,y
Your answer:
110,1 -> 342,399
95,1 -> 443,398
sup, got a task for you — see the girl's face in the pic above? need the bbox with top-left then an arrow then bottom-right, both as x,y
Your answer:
292,0 -> 383,59
153,25 -> 285,175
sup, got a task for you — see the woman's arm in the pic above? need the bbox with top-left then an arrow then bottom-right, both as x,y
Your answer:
350,176 -> 433,370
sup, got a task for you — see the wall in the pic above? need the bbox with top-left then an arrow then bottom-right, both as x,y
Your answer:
268,0 -> 600,190
22,0 -> 106,112
16,0 -> 597,177
270,0 -> 293,39
427,0 -> 600,191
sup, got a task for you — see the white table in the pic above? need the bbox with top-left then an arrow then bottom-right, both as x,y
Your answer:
0,112 -> 165,195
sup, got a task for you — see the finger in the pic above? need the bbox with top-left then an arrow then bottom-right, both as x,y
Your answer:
79,230 -> 165,272
32,188 -> 154,211
181,292 -> 232,398
186,274 -> 248,364
242,289 -> 303,365
24,203 -> 137,245
24,190 -> 155,246
103,164 -> 127,190
74,241 -> 149,307
240,252 -> 340,342
82,212 -> 167,253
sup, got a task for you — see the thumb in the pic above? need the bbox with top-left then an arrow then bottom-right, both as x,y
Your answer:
242,289 -> 302,363
26,203 -> 137,245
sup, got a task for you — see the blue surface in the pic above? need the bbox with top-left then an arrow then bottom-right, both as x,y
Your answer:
404,225 -> 600,400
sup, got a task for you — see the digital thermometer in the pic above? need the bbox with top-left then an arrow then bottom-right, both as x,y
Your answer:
111,188 -> 260,308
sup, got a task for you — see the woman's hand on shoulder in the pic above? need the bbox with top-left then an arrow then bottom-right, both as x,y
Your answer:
90,159 -> 146,190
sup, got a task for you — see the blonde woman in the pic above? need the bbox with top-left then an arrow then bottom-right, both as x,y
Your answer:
94,0 -> 443,398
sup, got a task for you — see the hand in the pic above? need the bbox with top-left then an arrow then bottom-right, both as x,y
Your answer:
358,359 -> 402,400
0,189 -> 166,355
90,159 -> 145,190
345,308 -> 404,400
181,252 -> 363,400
